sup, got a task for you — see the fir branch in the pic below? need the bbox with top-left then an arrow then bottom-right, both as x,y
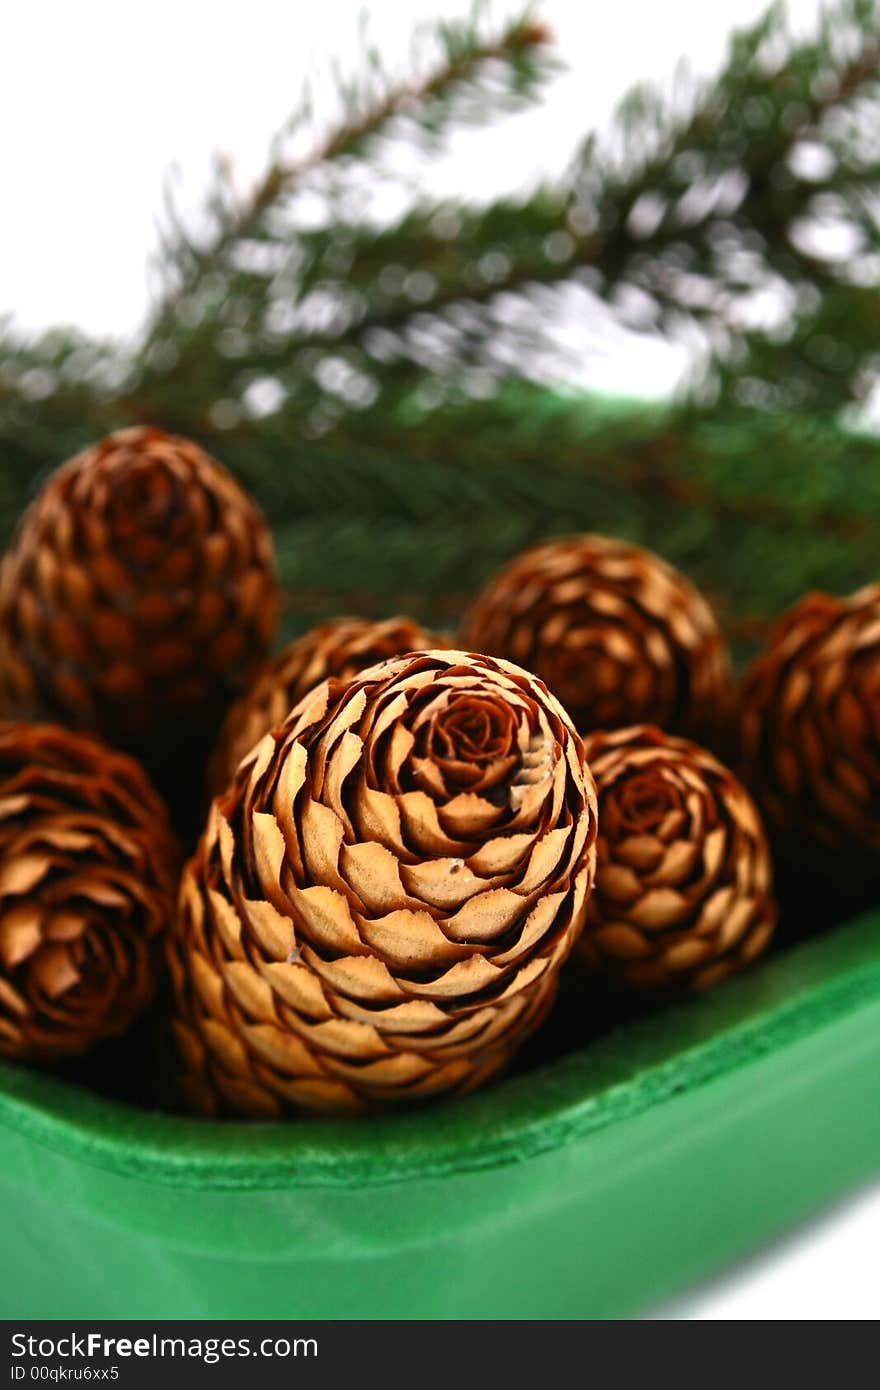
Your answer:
273,0 -> 880,407
220,386 -> 880,650
123,0 -> 880,439
5,0 -> 880,656
145,6 -> 554,342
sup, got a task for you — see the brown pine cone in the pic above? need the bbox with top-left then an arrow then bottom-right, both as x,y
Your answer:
739,585 -> 880,877
575,725 -> 775,994
0,427 -> 279,802
460,535 -> 732,741
169,649 -> 597,1117
209,615 -> 448,794
0,722 -> 179,1063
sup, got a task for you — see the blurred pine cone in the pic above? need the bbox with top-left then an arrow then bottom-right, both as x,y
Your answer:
0,722 -> 178,1063
0,427 -> 279,809
169,650 -> 597,1117
576,725 -> 775,994
209,614 -> 447,794
739,585 -> 880,880
460,535 -> 732,742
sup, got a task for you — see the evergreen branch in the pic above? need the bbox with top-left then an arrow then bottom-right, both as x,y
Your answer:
120,0 -> 880,435
5,0 -> 880,661
276,0 -> 880,403
145,6 -> 554,341
220,387 -> 880,651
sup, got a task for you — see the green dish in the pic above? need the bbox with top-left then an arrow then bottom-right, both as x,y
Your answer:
1,908 -> 878,1318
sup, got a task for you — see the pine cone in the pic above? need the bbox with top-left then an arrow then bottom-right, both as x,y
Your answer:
209,615 -> 447,794
575,725 -> 775,994
739,585 -> 880,876
0,722 -> 179,1063
0,427 -> 279,801
169,650 -> 597,1116
460,534 -> 731,741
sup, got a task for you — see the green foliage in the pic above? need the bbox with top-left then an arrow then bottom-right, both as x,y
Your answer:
211,385 -> 880,660
2,0 -> 880,651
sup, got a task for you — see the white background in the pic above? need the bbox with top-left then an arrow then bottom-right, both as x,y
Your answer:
2,0 -> 879,1319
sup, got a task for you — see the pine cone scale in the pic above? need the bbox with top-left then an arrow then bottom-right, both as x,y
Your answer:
739,584 -> 880,887
0,723 -> 178,1062
576,725 -> 776,995
461,534 -> 732,742
170,650 -> 597,1115
209,616 -> 448,794
0,429 -> 279,817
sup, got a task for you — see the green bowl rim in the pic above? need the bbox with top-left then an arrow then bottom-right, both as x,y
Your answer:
1,911 -> 879,1191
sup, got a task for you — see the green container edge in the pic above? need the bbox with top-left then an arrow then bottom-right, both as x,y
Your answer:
1,909 -> 878,1194
1,865 -> 879,1320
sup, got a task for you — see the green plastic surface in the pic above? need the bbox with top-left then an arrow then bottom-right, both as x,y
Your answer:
0,910 -> 878,1318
